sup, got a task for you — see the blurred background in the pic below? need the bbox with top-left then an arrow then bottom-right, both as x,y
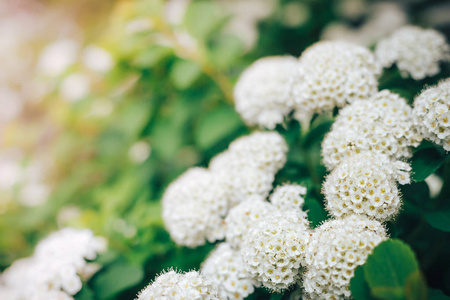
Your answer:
1,0 -> 450,298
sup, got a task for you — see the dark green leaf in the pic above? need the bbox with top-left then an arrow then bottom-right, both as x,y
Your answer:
170,60 -> 202,90
303,120 -> 333,148
75,286 -> 94,300
400,181 -> 430,209
429,288 -> 450,300
363,239 -> 422,300
93,261 -> 144,299
425,210 -> 450,232
404,271 -> 427,300
303,198 -> 328,228
351,266 -> 376,300
132,46 -> 172,68
194,105 -> 243,150
411,148 -> 446,182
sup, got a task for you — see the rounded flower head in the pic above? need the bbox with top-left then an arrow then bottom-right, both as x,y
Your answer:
303,215 -> 387,299
234,56 -> 298,129
240,210 -> 310,292
269,184 -> 307,211
413,79 -> 450,150
376,26 -> 450,80
323,152 -> 411,221
224,196 -> 272,249
137,270 -> 222,300
201,243 -> 258,300
209,131 -> 288,206
322,90 -> 422,170
162,167 -> 229,247
1,228 -> 106,298
294,41 -> 381,116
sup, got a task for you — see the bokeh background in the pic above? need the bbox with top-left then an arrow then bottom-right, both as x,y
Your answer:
1,0 -> 450,299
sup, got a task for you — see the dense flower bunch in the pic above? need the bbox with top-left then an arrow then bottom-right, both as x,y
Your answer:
323,152 -> 411,220
162,167 -> 229,247
322,90 -> 422,170
294,41 -> 381,116
240,210 -> 310,292
224,196 -> 272,249
303,215 -> 387,299
376,26 -> 450,80
209,131 -> 288,205
0,228 -> 106,299
234,56 -> 298,129
413,79 -> 450,150
269,184 -> 307,211
201,243 -> 258,300
137,270 -> 222,300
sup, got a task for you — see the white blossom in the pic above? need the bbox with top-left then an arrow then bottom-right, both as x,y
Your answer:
269,184 -> 307,211
234,56 -> 298,129
412,79 -> 450,150
303,215 -> 387,299
376,26 -> 450,80
240,210 -> 310,292
323,152 -> 411,220
137,269 -> 222,300
322,90 -> 422,170
294,41 -> 381,117
162,167 -> 229,247
202,243 -> 258,300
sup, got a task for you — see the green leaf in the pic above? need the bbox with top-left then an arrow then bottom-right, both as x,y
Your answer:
429,288 -> 450,299
404,271 -> 427,300
400,181 -> 430,209
303,198 -> 328,228
350,266 -> 376,300
184,2 -> 226,41
93,261 -> 144,299
75,286 -> 94,300
194,105 -> 244,150
209,35 -> 244,69
132,46 -> 172,68
411,148 -> 446,182
303,120 -> 333,148
425,210 -> 450,232
170,60 -> 202,90
363,239 -> 423,300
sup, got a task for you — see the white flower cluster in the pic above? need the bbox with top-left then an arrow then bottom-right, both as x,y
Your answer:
224,196 -> 272,249
376,26 -> 450,80
0,228 -> 106,300
162,167 -> 229,248
234,56 -> 298,129
201,243 -> 258,300
322,90 -> 422,170
413,79 -> 450,150
294,41 -> 381,116
240,210 -> 310,292
303,215 -> 387,299
210,131 -> 288,206
269,184 -> 307,211
137,270 -> 222,300
323,152 -> 411,221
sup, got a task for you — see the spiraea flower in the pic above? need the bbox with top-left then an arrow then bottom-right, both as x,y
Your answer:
162,167 -> 229,247
303,215 -> 387,299
294,41 -> 381,117
323,152 -> 411,220
412,79 -> 450,150
224,196 -> 272,249
269,184 -> 307,211
240,210 -> 310,292
209,131 -> 288,206
234,56 -> 298,129
376,26 -> 450,80
137,270 -> 222,300
1,228 -> 106,299
322,90 -> 422,170
201,243 -> 258,300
